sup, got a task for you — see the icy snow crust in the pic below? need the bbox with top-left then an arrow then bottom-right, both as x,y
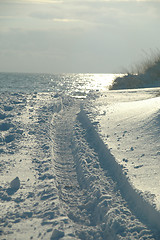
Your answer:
0,88 -> 160,239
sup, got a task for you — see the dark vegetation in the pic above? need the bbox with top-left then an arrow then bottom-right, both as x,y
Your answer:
110,51 -> 160,90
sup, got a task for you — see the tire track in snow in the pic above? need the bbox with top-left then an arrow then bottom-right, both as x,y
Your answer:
49,98 -> 155,239
50,102 -> 105,239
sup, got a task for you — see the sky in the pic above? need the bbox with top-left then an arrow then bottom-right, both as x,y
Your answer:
0,0 -> 160,74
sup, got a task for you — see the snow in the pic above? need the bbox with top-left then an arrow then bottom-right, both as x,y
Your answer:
90,89 -> 160,209
0,88 -> 160,239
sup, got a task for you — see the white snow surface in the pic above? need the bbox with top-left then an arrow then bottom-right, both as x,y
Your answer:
0,88 -> 160,239
91,89 -> 160,207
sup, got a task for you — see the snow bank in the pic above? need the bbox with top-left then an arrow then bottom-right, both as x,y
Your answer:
95,93 -> 160,207
77,107 -> 160,235
73,112 -> 155,239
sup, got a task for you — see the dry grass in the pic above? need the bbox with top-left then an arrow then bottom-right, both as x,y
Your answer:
110,50 -> 160,90
129,49 -> 160,74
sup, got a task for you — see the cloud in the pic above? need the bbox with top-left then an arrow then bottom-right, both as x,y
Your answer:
26,0 -> 63,3
0,16 -> 18,19
53,18 -> 80,22
30,11 -> 58,20
0,0 -> 63,4
0,0 -> 160,73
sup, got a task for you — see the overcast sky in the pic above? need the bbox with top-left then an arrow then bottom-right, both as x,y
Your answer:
0,0 -> 160,73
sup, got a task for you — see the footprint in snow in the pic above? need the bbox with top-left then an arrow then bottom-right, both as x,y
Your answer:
134,165 -> 143,169
0,122 -> 13,131
6,177 -> 20,195
4,105 -> 13,111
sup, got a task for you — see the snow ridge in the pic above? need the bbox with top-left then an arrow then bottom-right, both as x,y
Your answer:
77,108 -> 160,238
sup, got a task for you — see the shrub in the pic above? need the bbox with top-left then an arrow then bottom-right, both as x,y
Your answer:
110,50 -> 160,90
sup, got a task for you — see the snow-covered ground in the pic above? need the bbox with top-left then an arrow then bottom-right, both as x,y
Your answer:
0,88 -> 160,239
92,89 -> 160,209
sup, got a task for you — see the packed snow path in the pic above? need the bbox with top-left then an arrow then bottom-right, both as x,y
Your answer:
0,92 -> 159,239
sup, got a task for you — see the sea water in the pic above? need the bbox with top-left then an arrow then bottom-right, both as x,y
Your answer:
0,72 -> 119,97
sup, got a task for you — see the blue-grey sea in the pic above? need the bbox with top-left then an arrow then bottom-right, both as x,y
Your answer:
0,72 -> 118,97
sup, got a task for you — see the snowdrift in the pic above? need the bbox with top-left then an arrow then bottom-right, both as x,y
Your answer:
77,107 -> 160,235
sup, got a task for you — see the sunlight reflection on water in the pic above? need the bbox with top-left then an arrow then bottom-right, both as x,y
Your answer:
0,73 -> 123,96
